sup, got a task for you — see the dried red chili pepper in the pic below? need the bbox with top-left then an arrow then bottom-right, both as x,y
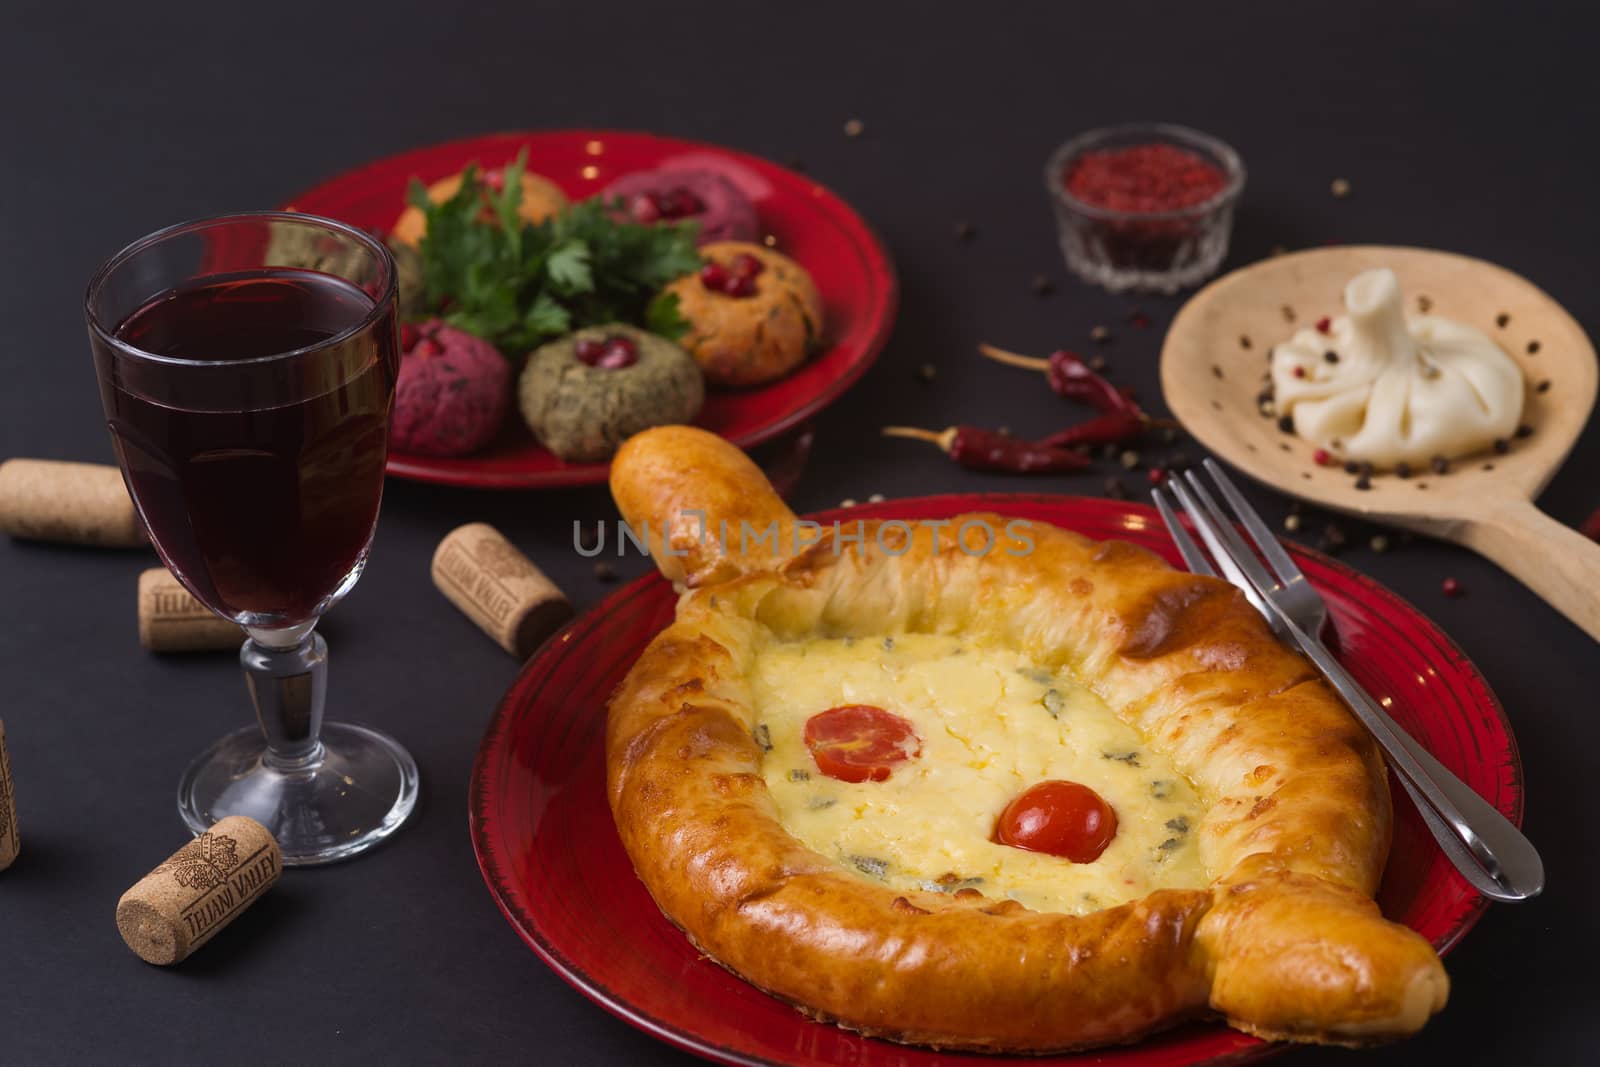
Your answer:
1045,350 -> 1133,414
883,426 -> 1090,474
979,343 -> 1141,417
1034,410 -> 1148,450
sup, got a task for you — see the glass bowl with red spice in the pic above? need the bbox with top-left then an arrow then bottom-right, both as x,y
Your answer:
1047,123 -> 1244,294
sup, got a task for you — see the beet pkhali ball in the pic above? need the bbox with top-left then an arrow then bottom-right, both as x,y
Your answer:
664,241 -> 824,387
601,168 -> 759,246
519,325 -> 704,462
392,321 -> 510,456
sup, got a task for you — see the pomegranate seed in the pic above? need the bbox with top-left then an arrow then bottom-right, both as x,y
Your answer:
699,262 -> 730,290
595,339 -> 639,369
659,188 -> 706,218
483,168 -> 506,193
1146,467 -> 1166,486
1312,448 -> 1331,466
1292,366 -> 1307,379
724,273 -> 758,298
400,323 -> 420,351
629,193 -> 662,223
1315,316 -> 1332,334
731,253 -> 766,278
574,337 -> 607,364
1441,577 -> 1463,598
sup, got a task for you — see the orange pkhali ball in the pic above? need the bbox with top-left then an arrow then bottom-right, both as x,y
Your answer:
664,241 -> 824,388
391,167 -> 567,246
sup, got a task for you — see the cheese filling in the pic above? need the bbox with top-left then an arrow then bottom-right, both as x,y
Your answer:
751,633 -> 1208,915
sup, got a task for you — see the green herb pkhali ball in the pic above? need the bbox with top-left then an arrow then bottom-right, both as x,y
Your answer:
519,324 -> 704,462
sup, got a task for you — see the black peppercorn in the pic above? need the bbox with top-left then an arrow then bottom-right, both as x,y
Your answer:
1516,424 -> 1533,438
1527,340 -> 1541,354
1354,474 -> 1372,491
1343,460 -> 1359,474
1495,313 -> 1510,328
1395,462 -> 1412,479
1493,438 -> 1510,454
1324,350 -> 1339,364
1277,415 -> 1295,433
1430,455 -> 1450,475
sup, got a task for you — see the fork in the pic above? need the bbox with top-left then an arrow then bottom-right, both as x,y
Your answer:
1153,459 -> 1544,903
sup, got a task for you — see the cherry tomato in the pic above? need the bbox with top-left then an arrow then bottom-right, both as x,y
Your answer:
803,705 -> 921,783
994,780 -> 1117,863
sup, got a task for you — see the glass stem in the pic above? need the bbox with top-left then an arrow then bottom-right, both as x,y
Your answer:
241,630 -> 328,770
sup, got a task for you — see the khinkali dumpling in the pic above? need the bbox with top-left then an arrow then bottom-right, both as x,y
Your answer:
1271,268 -> 1524,469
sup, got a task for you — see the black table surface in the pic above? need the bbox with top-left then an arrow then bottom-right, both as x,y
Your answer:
4,1 -> 1596,1063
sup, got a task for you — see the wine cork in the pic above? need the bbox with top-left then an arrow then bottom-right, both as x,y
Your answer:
138,568 -> 244,652
0,459 -> 145,547
0,720 -> 18,872
116,816 -> 281,966
431,523 -> 572,657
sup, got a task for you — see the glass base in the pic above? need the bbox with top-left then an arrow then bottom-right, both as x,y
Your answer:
177,721 -> 419,866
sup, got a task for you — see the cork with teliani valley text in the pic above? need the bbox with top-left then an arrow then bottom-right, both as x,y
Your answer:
138,567 -> 245,652
115,815 -> 281,965
431,523 -> 572,657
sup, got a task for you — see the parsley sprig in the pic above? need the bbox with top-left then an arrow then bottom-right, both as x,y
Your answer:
409,150 -> 702,355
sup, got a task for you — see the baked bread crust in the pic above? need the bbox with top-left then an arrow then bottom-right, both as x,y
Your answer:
605,426 -> 1448,1052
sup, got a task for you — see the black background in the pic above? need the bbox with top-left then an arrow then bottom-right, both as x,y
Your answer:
3,1 -> 1596,1063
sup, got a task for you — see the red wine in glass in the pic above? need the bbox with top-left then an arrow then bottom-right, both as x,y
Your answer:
104,268 -> 397,625
86,212 -> 418,865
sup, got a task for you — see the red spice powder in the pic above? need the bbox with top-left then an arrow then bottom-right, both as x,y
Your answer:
1063,143 -> 1227,214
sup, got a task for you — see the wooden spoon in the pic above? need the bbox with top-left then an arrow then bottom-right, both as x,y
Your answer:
1161,245 -> 1600,640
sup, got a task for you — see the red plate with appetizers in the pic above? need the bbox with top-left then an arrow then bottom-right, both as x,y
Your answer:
285,130 -> 897,489
469,494 -> 1521,1067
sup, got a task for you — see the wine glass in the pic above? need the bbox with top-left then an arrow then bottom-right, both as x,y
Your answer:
85,212 -> 419,865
